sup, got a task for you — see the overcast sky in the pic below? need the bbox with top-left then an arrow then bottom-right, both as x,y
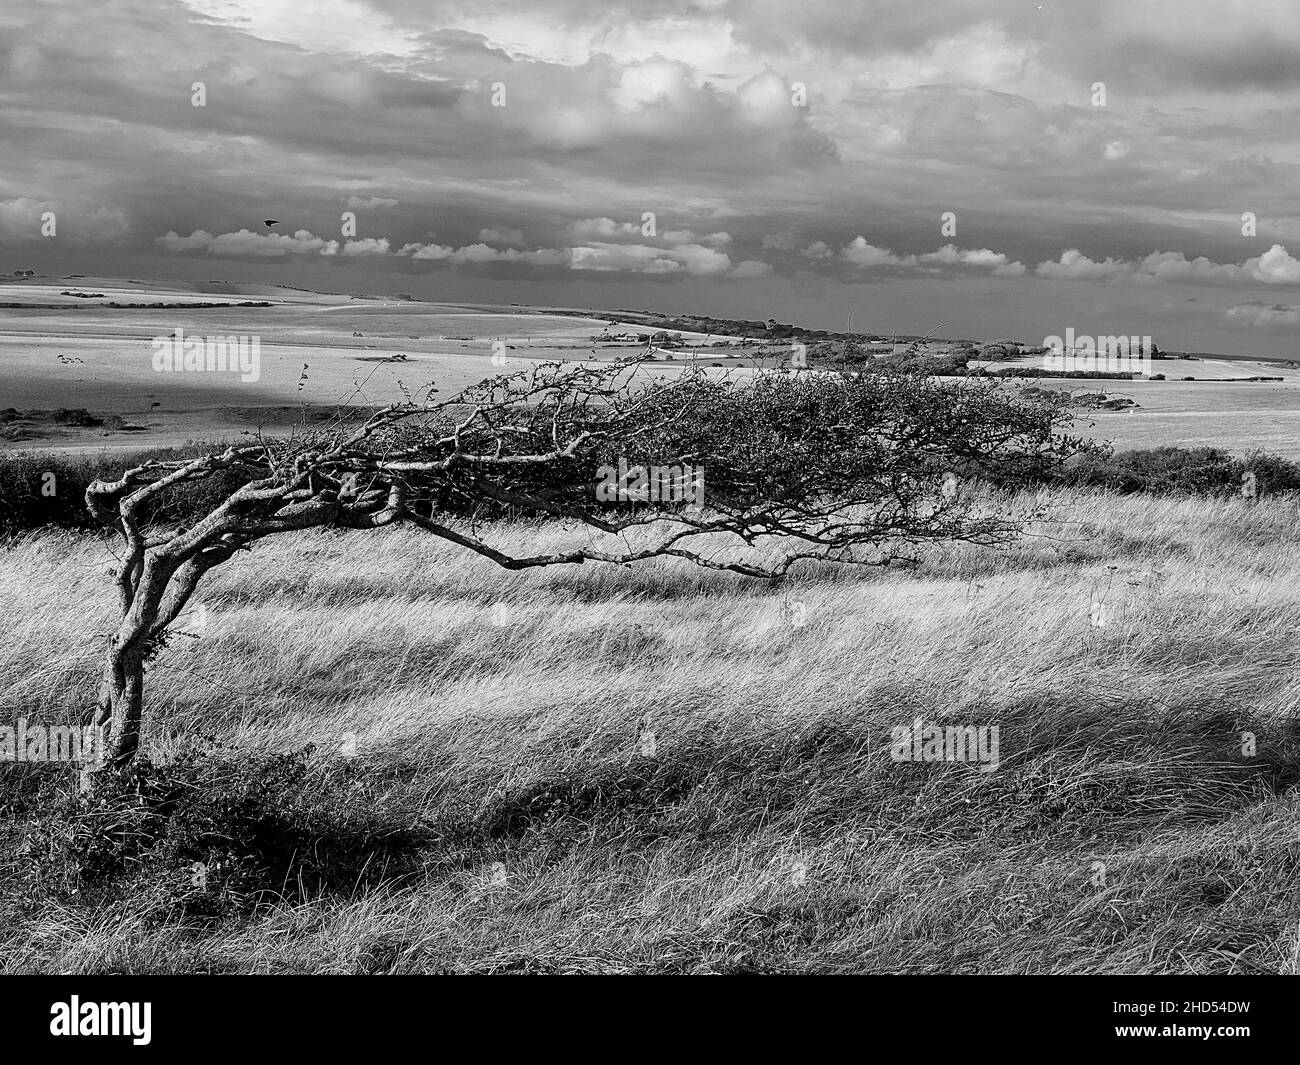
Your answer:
3,0 -> 1300,352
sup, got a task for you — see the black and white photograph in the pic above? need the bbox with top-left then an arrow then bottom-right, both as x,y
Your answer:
1,0 -> 1297,1038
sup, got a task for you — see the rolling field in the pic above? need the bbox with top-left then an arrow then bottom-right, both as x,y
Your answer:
3,490 -> 1300,973
4,276 -> 1300,456
1048,379 -> 1300,458
0,277 -> 631,450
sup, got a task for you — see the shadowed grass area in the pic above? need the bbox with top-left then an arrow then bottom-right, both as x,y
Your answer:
2,488 -> 1300,973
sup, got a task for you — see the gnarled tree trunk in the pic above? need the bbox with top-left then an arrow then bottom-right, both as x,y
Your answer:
94,642 -> 145,768
91,554 -> 181,767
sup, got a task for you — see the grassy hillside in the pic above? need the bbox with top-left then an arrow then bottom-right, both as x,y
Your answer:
3,489 -> 1300,973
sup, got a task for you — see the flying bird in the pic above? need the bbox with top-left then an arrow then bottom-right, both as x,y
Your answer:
263,219 -> 280,228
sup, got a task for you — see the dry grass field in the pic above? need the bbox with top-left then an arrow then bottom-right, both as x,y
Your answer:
3,489 -> 1299,973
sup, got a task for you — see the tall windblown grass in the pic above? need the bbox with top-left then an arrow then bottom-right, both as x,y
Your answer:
2,488 -> 1299,973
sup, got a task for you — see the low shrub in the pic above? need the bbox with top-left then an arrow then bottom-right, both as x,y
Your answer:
1051,446 -> 1300,496
0,444 -> 256,537
16,745 -> 431,923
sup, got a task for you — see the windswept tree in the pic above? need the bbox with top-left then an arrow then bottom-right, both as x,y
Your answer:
85,358 -> 1092,767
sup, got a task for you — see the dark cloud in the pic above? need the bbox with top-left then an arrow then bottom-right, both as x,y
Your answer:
4,0 -> 1300,354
